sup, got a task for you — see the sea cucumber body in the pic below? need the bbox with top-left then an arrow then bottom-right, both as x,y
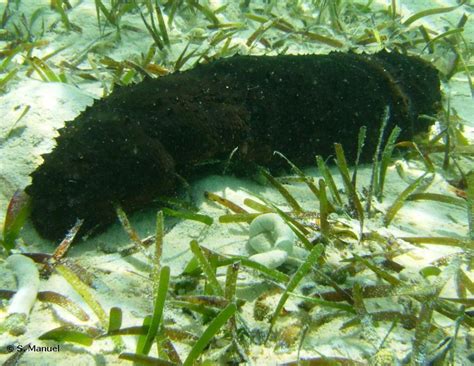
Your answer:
26,51 -> 441,241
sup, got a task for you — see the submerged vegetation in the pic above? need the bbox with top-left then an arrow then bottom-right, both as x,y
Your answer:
0,0 -> 473,365
0,0 -> 472,92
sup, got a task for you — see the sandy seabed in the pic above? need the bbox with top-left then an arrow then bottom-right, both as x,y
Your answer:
0,0 -> 473,365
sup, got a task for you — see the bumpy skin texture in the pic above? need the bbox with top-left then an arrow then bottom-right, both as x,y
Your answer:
26,51 -> 441,241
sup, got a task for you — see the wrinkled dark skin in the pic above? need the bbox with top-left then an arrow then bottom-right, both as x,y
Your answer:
26,51 -> 441,241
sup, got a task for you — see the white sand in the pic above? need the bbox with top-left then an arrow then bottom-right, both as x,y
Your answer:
0,0 -> 473,364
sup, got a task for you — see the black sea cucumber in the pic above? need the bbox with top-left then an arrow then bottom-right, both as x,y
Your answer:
26,51 -> 441,241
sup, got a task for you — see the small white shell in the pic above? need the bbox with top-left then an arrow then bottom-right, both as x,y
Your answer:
246,213 -> 297,268
6,254 -> 39,316
5,254 -> 40,335
247,213 -> 295,255
249,249 -> 288,269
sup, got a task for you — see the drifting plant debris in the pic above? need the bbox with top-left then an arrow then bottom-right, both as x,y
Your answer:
190,240 -> 224,297
407,192 -> 467,208
39,325 -> 96,346
41,218 -> 83,277
2,104 -> 30,142
275,151 -> 331,212
163,207 -> 213,226
266,244 -> 325,342
261,168 -> 304,214
183,303 -> 236,366
316,155 -> 343,207
403,0 -> 468,27
334,143 -> 364,235
138,266 -> 170,355
351,125 -> 367,188
318,179 -> 330,239
388,175 -> 436,227
467,171 -> 474,240
52,263 -> 125,347
377,125 -> 401,201
1,189 -> 30,254
366,106 -> 390,214
204,191 -> 247,214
